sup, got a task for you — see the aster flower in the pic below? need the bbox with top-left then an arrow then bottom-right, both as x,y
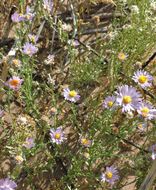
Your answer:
137,102 -> 156,120
101,166 -> 119,185
68,40 -> 79,47
6,76 -> 23,91
43,0 -> 53,13
103,96 -> 116,110
23,42 -> 38,56
11,12 -> 25,22
80,137 -> 92,147
24,6 -> 35,21
116,85 -> 142,112
132,70 -> 153,89
63,88 -> 80,103
0,178 -> 17,190
118,52 -> 127,61
150,144 -> 156,160
23,137 -> 35,149
50,127 -> 66,144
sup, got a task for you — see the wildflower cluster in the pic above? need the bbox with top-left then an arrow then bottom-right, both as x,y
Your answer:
103,70 -> 156,120
11,6 -> 35,23
1,0 -> 156,189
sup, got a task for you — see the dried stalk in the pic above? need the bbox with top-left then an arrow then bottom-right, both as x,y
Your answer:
0,58 -> 9,101
139,159 -> 156,190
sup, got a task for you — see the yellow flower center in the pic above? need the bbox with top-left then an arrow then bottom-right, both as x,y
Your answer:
138,75 -> 147,84
141,107 -> 149,117
55,133 -> 61,139
10,79 -> 19,87
15,155 -> 23,163
69,90 -> 77,97
107,101 -> 113,107
81,138 -> 89,145
29,36 -> 36,43
106,171 -> 113,179
19,13 -> 24,17
123,96 -> 132,104
25,14 -> 31,20
12,59 -> 19,66
118,52 -> 126,60
138,124 -> 143,129
27,49 -> 32,54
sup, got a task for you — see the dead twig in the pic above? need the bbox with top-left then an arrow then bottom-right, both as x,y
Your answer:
110,132 -> 149,153
142,51 -> 156,69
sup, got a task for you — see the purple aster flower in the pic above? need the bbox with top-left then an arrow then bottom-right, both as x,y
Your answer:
24,6 -> 35,21
63,88 -> 80,103
101,166 -> 119,185
50,127 -> 66,144
68,40 -> 79,47
43,0 -> 53,13
132,70 -> 153,89
103,95 -> 116,110
137,102 -> 156,120
23,137 -> 35,149
6,76 -> 23,91
23,42 -> 38,56
0,178 -> 17,190
80,137 -> 92,147
116,85 -> 142,112
11,12 -> 25,22
150,144 -> 156,160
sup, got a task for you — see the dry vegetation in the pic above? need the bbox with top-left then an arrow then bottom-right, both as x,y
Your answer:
0,0 -> 156,190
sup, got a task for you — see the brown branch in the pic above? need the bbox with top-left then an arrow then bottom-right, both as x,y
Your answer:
142,52 -> 156,69
0,58 -> 9,101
